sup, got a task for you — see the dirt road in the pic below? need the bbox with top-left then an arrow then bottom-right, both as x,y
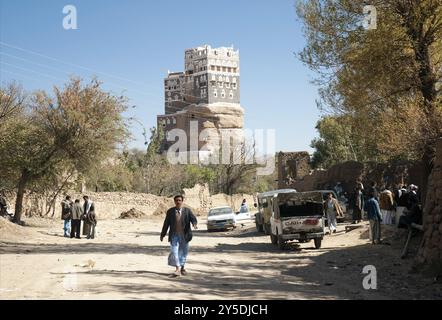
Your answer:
0,217 -> 441,300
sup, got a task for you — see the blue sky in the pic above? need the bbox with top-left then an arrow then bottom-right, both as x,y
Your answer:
0,0 -> 321,153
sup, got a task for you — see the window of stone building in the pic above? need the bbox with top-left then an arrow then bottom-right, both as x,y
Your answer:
173,118 -> 176,124
213,90 -> 217,98
217,66 -> 221,71
233,68 -> 237,73
226,83 -> 230,88
228,67 -> 232,73
167,119 -> 170,125
168,92 -> 171,97
222,67 -> 227,72
232,83 -> 237,90
229,91 -> 234,99
211,66 -> 215,71
218,82 -> 223,88
221,90 -> 225,98
225,76 -> 230,82
232,77 -> 237,83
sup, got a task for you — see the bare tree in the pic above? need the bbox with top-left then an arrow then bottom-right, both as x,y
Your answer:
0,83 -> 26,123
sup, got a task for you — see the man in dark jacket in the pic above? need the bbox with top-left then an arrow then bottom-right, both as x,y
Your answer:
160,195 -> 198,277
61,196 -> 73,237
0,191 -> 7,216
364,192 -> 383,244
351,184 -> 364,224
82,196 -> 95,238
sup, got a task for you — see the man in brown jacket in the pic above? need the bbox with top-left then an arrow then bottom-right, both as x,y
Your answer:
379,187 -> 394,225
70,199 -> 83,239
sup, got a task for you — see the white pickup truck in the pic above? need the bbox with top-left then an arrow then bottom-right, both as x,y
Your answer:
269,191 -> 325,249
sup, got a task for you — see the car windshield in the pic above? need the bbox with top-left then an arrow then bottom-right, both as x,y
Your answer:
209,207 -> 233,216
279,200 -> 323,218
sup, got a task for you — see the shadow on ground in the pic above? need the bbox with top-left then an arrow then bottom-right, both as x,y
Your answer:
1,224 -> 440,300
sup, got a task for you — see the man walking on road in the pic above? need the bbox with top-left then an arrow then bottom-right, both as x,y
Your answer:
364,192 -> 383,244
160,195 -> 198,277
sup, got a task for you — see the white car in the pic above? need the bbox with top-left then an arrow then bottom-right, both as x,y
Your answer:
207,206 -> 236,231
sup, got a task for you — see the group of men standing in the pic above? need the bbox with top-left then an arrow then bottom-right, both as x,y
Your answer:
348,181 -> 421,245
61,195 -> 97,239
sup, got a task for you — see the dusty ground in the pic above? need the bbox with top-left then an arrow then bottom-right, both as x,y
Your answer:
0,216 -> 441,300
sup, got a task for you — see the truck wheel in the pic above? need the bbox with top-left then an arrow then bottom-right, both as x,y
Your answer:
264,223 -> 271,235
277,236 -> 285,250
270,234 -> 278,245
314,238 -> 322,249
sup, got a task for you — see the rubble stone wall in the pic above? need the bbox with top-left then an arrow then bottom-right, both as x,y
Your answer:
285,159 -> 427,196
5,184 -> 256,220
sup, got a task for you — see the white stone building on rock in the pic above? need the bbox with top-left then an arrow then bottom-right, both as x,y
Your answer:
157,45 -> 245,156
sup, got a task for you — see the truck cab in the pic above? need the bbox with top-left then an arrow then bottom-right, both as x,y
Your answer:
269,191 -> 325,249
255,189 -> 297,234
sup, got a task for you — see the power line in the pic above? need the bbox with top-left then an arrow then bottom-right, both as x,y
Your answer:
1,61 -> 61,81
1,69 -> 53,84
0,41 -> 158,89
0,59 -> 160,98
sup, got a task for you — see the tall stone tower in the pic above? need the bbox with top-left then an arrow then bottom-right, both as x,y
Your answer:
158,45 -> 244,154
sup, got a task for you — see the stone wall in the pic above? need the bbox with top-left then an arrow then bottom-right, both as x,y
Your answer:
416,138 -> 442,274
5,184 -> 256,220
288,159 -> 426,196
183,183 -> 256,213
277,152 -> 310,189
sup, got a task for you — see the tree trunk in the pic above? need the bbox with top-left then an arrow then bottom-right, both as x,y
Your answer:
13,169 -> 30,224
398,3 -> 439,200
416,138 -> 442,275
